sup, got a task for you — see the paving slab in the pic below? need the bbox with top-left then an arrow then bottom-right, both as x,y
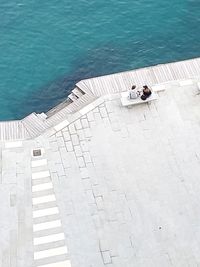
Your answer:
1,82 -> 200,266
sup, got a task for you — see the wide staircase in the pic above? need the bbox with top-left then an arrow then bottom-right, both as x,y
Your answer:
0,82 -> 97,140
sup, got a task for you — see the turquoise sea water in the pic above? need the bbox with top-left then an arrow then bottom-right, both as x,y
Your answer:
1,0 -> 200,120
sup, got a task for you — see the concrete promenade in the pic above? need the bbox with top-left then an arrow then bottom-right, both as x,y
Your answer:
1,63 -> 200,266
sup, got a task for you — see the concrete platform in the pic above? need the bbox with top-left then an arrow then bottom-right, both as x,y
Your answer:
1,66 -> 200,266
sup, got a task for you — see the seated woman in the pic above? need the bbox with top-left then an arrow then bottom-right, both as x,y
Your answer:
141,85 -> 152,100
128,85 -> 140,100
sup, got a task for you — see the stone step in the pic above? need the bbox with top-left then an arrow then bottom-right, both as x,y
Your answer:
72,87 -> 85,98
67,93 -> 78,102
37,112 -> 48,120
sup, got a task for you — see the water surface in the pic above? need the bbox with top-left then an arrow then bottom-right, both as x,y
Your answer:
0,0 -> 200,120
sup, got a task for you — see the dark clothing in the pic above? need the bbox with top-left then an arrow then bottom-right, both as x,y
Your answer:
141,87 -> 151,101
141,94 -> 147,101
143,88 -> 152,97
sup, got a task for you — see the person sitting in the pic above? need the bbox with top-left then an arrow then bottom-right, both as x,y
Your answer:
128,85 -> 140,100
141,85 -> 152,101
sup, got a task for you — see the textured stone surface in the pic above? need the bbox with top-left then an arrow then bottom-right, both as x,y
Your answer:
1,83 -> 200,266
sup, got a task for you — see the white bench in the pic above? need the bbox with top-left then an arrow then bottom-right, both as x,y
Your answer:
151,84 -> 165,92
121,91 -> 158,107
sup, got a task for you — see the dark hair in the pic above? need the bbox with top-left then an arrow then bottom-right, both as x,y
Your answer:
143,85 -> 148,89
132,85 -> 136,89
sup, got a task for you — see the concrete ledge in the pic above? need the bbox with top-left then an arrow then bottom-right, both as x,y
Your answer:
152,84 -> 165,92
179,79 -> 193,86
51,97 -> 105,134
1,68 -> 200,141
54,120 -> 70,132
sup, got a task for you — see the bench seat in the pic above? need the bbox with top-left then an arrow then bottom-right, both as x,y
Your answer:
151,84 -> 165,92
121,91 -> 158,107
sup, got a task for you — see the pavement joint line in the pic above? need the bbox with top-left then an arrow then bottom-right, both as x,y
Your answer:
33,220 -> 62,232
34,246 -> 68,260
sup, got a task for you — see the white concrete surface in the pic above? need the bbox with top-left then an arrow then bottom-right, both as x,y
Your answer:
33,207 -> 59,218
32,182 -> 53,192
1,80 -> 200,266
33,220 -> 62,232
31,159 -> 48,167
34,233 -> 65,245
37,260 -> 72,267
34,246 -> 68,260
32,171 -> 50,180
